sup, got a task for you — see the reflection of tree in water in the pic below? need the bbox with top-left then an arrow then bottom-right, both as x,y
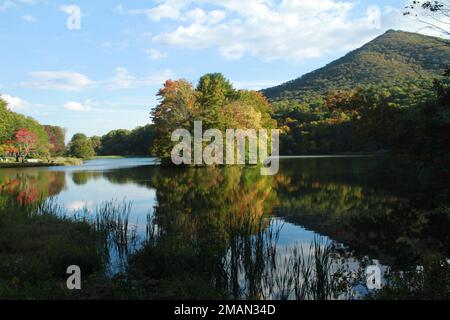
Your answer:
125,166 -> 353,299
71,171 -> 104,185
127,166 -> 285,299
275,157 -> 450,269
0,170 -> 66,206
50,159 -> 449,298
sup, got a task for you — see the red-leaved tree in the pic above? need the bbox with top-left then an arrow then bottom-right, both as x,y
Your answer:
15,128 -> 38,162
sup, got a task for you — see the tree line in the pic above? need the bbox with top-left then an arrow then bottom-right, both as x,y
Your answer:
1,97 -> 155,161
0,98 -> 66,162
67,125 -> 155,159
4,67 -> 448,166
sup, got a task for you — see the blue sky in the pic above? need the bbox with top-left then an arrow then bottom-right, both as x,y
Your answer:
0,0 -> 437,139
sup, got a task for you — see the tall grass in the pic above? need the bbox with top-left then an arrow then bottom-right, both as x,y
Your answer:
94,200 -> 139,274
2,196 -> 356,299
220,215 -> 347,300
16,197 -> 141,276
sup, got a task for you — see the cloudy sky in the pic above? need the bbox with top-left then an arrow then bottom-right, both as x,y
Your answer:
0,0 -> 441,139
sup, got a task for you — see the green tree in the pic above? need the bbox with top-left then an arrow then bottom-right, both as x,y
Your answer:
128,125 -> 155,155
90,136 -> 102,155
100,130 -> 131,155
68,133 -> 95,159
196,73 -> 235,129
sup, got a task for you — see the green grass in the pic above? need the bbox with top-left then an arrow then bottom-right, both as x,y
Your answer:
0,199 -> 140,299
52,157 -> 84,166
0,157 -> 83,169
0,201 -> 102,298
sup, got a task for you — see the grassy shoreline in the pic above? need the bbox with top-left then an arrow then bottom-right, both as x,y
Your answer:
0,163 -> 64,168
0,157 -> 83,169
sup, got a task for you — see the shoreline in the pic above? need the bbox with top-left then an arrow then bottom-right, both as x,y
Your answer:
0,157 -> 84,169
0,162 -> 65,169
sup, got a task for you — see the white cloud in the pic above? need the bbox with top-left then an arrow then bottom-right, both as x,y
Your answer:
23,71 -> 93,91
146,48 -> 167,60
0,1 -> 16,12
125,0 -> 191,21
21,15 -> 38,23
59,4 -> 81,15
105,67 -> 174,89
65,200 -> 93,211
63,99 -> 96,112
185,8 -> 226,25
20,68 -> 173,92
130,0 -> 449,61
114,4 -> 124,14
1,94 -> 27,111
107,67 -> 135,89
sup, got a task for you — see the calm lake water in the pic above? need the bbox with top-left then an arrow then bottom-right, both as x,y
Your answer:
1,157 -> 448,299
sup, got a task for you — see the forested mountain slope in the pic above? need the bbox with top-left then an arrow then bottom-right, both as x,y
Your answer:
262,30 -> 450,101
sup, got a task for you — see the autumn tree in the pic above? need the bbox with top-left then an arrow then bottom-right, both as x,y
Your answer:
151,79 -> 197,161
1,96 -> 50,157
151,74 -> 276,164
44,125 -> 66,156
15,128 -> 39,162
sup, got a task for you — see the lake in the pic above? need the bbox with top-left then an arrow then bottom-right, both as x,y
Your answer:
1,157 -> 448,299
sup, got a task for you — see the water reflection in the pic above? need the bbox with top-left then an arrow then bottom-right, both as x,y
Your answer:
0,157 -> 449,299
276,158 -> 450,268
0,168 -> 66,206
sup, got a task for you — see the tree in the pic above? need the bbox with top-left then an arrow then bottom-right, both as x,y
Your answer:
151,79 -> 197,160
0,141 -> 18,159
196,73 -> 235,129
89,125 -> 155,157
128,125 -> 155,155
44,125 -> 66,156
100,130 -> 131,155
436,66 -> 450,104
0,98 -> 16,143
15,128 -> 39,162
404,1 -> 450,36
151,74 -> 276,164
68,133 -> 95,159
90,136 -> 102,155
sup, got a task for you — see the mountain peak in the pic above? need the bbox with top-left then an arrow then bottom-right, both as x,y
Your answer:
262,31 -> 450,101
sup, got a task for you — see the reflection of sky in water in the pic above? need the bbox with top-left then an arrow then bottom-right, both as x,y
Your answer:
276,218 -> 329,246
54,173 -> 156,236
46,159 -> 339,254
46,158 -> 159,237
48,158 -> 160,172
2,157 -> 398,297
